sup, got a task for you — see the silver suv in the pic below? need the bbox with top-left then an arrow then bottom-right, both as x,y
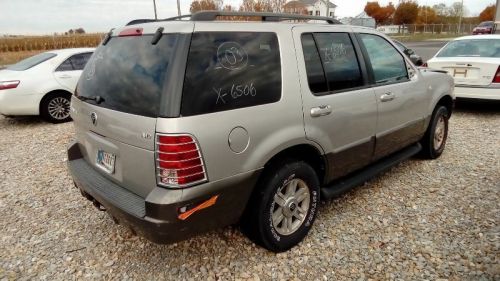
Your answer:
67,12 -> 455,252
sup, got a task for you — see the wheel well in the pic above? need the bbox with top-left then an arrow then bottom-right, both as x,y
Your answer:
39,90 -> 72,113
263,144 -> 326,184
436,95 -> 454,117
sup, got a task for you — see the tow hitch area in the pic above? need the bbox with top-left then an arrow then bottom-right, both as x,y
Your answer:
75,182 -> 106,212
178,195 -> 219,221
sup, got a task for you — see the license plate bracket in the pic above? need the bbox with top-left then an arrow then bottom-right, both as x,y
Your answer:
96,150 -> 116,174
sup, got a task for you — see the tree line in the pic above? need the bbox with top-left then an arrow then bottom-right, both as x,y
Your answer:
364,1 -> 496,26
189,0 -> 496,26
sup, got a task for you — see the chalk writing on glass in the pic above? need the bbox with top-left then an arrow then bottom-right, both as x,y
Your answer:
321,42 -> 347,63
217,42 -> 248,70
213,83 -> 257,104
86,52 -> 104,80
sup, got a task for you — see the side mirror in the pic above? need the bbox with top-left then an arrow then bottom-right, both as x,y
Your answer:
405,48 -> 415,55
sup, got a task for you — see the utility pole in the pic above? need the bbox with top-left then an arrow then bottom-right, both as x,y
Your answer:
325,0 -> 329,18
177,0 -> 181,16
153,0 -> 158,19
457,0 -> 464,34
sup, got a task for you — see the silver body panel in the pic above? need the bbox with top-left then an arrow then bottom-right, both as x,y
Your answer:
71,21 -> 454,200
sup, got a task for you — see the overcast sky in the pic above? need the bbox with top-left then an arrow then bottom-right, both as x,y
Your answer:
0,0 -> 495,35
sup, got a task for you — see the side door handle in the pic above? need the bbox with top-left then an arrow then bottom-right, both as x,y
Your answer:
380,92 -> 396,102
58,74 -> 72,79
310,105 -> 332,117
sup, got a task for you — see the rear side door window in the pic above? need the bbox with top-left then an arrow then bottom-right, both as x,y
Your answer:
301,32 -> 364,95
56,52 -> 93,72
181,32 -> 281,116
358,34 -> 408,84
69,52 -> 93,70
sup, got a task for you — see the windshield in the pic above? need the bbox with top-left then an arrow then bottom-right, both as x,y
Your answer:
437,39 -> 500,58
7,53 -> 56,71
77,34 -> 179,118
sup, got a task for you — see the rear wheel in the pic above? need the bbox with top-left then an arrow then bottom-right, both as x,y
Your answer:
241,160 -> 320,252
40,92 -> 72,123
420,105 -> 449,159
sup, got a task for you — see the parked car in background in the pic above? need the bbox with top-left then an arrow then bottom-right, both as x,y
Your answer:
472,21 -> 494,35
393,40 -> 424,66
67,12 -> 454,252
0,48 -> 94,123
427,35 -> 500,100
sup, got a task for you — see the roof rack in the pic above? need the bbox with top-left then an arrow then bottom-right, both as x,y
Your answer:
126,11 -> 341,26
190,11 -> 341,24
126,19 -> 158,26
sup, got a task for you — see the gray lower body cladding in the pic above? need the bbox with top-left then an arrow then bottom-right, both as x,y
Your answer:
67,141 -> 260,244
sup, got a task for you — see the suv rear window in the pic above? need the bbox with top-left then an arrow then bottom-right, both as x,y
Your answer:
181,32 -> 281,116
77,35 -> 179,118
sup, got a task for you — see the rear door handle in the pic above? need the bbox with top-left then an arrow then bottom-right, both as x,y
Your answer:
310,105 -> 332,117
380,92 -> 395,102
58,74 -> 72,79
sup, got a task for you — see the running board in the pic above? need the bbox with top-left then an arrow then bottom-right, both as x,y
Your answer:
321,143 -> 422,200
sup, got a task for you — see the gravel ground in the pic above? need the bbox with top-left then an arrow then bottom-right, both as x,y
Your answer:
0,101 -> 499,280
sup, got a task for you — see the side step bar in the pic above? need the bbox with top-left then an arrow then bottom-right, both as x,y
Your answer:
321,143 -> 422,200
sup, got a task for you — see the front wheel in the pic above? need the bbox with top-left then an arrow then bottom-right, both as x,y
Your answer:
40,92 -> 72,123
420,105 -> 449,159
241,161 -> 320,252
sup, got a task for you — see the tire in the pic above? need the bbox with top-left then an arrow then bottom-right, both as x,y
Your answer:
420,105 -> 449,159
40,92 -> 72,123
241,160 -> 320,252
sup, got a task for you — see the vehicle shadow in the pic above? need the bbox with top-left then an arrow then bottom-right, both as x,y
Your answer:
0,115 -> 48,127
454,99 -> 500,115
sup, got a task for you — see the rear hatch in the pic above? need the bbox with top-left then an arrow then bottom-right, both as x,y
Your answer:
71,24 -> 192,198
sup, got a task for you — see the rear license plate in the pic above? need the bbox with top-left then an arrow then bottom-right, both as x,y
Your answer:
452,68 -> 468,78
96,150 -> 116,174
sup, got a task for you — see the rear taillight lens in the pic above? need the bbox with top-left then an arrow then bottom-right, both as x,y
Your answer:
421,62 -> 428,67
0,80 -> 20,90
492,66 -> 500,83
156,134 -> 207,188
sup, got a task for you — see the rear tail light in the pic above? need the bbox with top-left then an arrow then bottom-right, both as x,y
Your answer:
492,66 -> 500,83
421,62 -> 428,68
156,134 -> 207,188
0,80 -> 20,90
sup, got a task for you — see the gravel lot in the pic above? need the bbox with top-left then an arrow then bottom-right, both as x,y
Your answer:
0,101 -> 499,280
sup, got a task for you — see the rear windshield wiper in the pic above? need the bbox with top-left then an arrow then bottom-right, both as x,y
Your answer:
78,95 -> 105,104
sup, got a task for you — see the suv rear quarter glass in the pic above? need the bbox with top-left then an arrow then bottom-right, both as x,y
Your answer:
181,32 -> 282,116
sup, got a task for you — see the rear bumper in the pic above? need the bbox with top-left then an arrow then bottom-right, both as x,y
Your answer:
455,85 -> 500,100
67,141 -> 260,244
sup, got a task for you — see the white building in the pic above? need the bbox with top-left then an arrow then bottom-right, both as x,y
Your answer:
284,0 -> 337,18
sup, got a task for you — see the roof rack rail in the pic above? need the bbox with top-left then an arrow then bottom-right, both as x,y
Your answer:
191,11 -> 341,24
164,14 -> 192,21
126,19 -> 158,26
126,11 -> 341,26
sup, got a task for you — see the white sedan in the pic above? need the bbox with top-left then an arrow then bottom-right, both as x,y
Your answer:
0,48 -> 94,123
427,35 -> 500,100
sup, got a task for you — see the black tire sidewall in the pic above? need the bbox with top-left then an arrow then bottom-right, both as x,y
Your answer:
41,93 -> 72,123
257,161 -> 320,252
426,106 -> 449,158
